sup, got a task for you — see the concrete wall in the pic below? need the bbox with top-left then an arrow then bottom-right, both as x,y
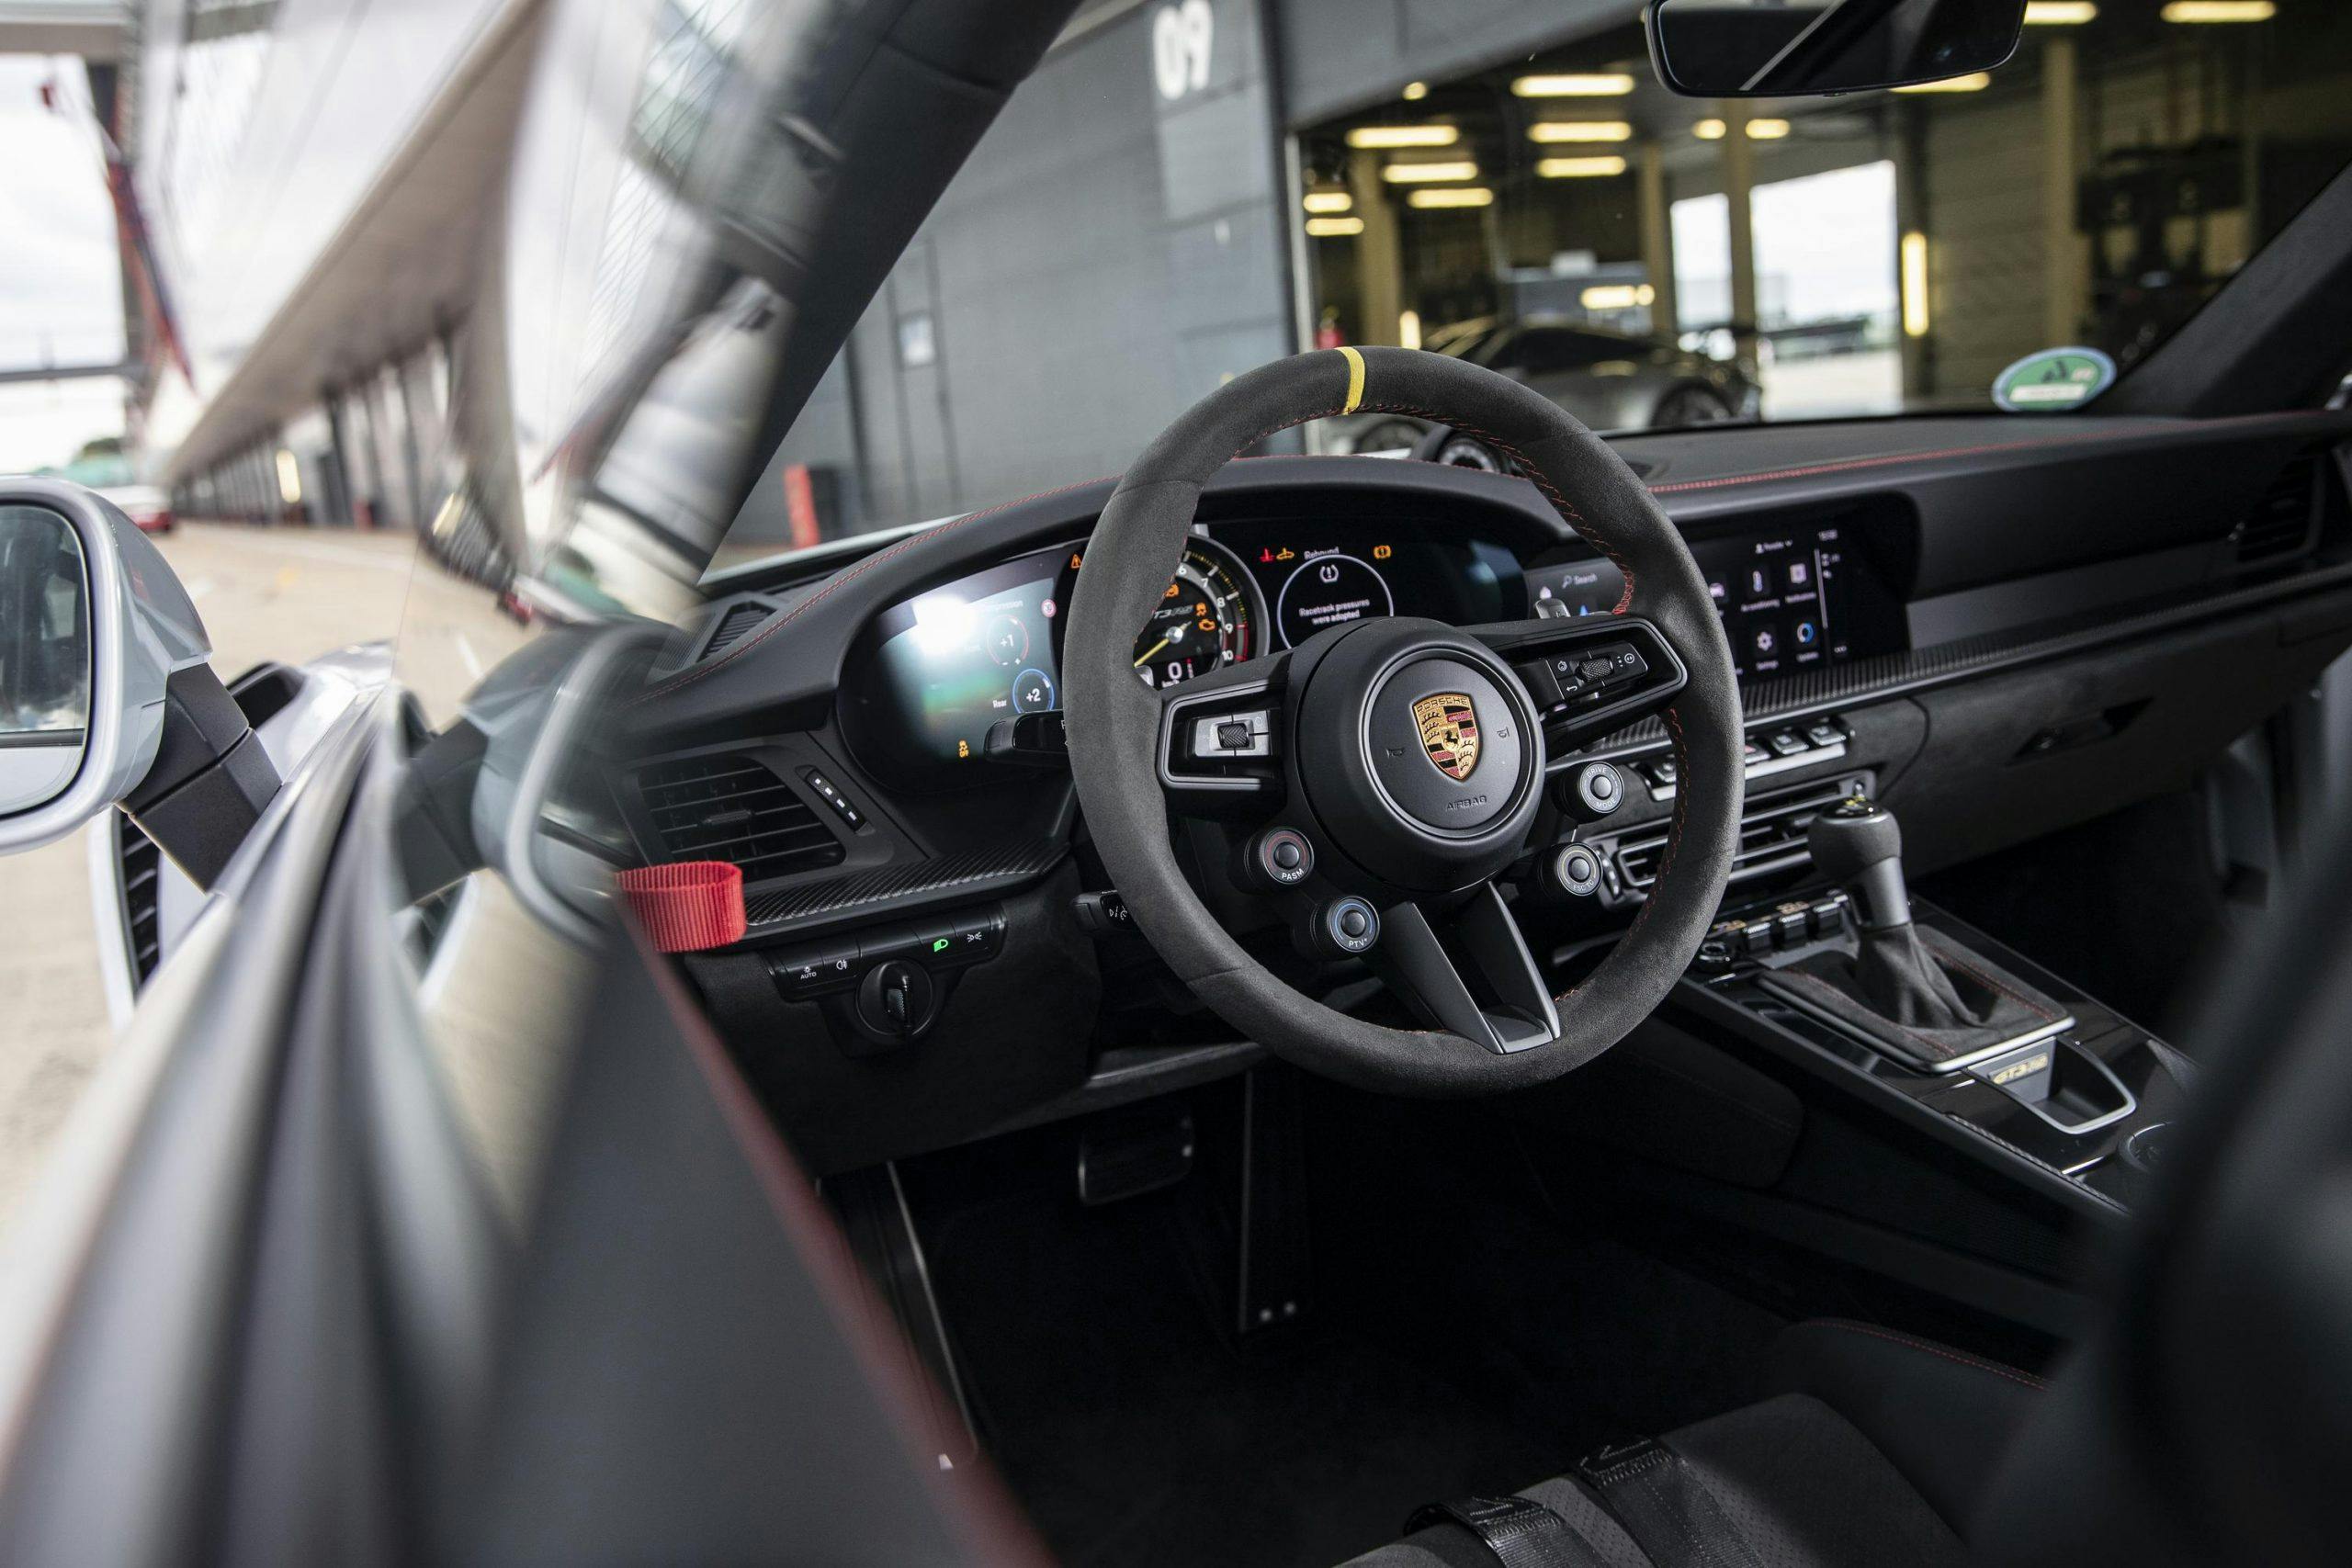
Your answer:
747,0 -> 1294,546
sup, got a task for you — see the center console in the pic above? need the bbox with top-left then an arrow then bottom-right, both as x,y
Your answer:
1663,795 -> 2188,1217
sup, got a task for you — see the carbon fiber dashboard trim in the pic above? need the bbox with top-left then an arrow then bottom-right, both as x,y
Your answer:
1595,558 -> 2352,756
739,840 -> 1069,937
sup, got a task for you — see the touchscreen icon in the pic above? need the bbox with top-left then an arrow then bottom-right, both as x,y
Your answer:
1787,560 -> 1810,588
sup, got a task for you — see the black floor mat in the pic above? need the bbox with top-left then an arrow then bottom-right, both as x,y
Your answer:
905,1081 -> 1782,1568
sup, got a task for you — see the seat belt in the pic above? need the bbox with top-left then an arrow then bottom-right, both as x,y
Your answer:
1575,1438 -> 1766,1568
1403,1495 -> 1627,1568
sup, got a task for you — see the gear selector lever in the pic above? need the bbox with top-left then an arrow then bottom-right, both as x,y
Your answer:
1806,795 -> 1912,931
1761,793 -> 2071,1066
1805,792 -> 1968,1024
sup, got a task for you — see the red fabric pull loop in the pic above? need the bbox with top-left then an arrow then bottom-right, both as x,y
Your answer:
617,861 -> 747,952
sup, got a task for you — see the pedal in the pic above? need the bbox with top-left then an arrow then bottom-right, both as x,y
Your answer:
1077,1105 -> 1195,1205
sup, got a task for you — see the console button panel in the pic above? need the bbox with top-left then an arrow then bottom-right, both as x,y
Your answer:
1643,715 -> 1849,800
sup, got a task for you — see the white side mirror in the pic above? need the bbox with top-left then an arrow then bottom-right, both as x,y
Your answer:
0,479 -> 211,857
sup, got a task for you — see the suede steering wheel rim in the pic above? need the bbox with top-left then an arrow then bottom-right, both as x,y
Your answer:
1062,348 -> 1745,1094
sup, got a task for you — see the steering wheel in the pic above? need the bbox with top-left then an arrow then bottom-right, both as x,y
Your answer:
1063,348 -> 1744,1094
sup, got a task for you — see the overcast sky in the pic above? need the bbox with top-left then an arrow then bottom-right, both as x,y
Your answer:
0,54 -> 128,473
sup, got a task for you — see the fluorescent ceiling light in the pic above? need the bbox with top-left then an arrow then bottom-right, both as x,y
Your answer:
1407,186 -> 1495,209
1892,72 -> 1992,93
1346,124 -> 1459,149
1302,190 -> 1353,213
1745,118 -> 1792,139
1511,73 -> 1636,97
1693,118 -> 1726,141
1537,155 -> 1629,178
1383,160 -> 1479,183
1306,216 -> 1365,237
1581,285 -> 1657,310
1902,232 -> 1931,337
1401,81 -> 1429,101
2024,2 -> 2097,21
1529,121 -> 1633,143
2162,2 -> 2275,20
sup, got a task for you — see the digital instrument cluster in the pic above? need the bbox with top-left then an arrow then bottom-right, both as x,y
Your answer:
1085,522 -> 1521,694
850,520 -> 1525,778
1524,519 -> 1903,681
852,551 -> 1068,777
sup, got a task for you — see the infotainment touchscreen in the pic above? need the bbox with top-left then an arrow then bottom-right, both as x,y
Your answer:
1525,521 -> 1901,682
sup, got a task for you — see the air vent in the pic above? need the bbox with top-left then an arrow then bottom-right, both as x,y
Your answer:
118,816 -> 162,987
1616,775 -> 1857,891
2233,455 -> 2322,565
635,753 -> 844,883
700,600 -> 775,660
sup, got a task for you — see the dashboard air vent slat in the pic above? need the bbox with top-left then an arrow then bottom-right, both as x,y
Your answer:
700,600 -> 775,660
1615,775 -> 1856,891
635,754 -> 844,883
2233,455 -> 2321,565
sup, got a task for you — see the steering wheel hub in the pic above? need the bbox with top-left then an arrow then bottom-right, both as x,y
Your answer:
1292,619 -> 1543,893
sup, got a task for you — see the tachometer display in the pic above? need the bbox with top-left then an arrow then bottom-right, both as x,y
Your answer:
1132,540 -> 1261,689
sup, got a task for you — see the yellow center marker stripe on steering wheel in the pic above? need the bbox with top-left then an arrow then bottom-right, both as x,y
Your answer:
1336,345 -> 1365,414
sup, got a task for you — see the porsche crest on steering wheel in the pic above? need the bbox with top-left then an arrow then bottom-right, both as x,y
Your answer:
1413,692 -> 1481,781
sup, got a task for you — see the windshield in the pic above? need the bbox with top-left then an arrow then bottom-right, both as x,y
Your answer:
698,2 -> 2351,577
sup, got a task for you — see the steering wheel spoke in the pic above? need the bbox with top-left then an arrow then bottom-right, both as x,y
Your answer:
1472,614 -> 1690,756
1154,650 -> 1290,811
1368,883 -> 1561,1055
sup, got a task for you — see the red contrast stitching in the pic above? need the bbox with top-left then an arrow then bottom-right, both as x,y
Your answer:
1772,967 -> 1959,1059
1645,434 -> 2120,495
1805,1320 -> 2050,1391
1931,944 -> 2060,1023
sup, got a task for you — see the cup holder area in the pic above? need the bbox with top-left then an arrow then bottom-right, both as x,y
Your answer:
1971,1037 -> 2138,1135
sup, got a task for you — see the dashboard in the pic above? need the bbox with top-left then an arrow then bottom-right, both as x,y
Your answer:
844,507 -> 1906,784
632,423 -> 2352,1175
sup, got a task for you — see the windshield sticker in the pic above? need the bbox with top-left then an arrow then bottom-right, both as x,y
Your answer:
1993,348 -> 2118,413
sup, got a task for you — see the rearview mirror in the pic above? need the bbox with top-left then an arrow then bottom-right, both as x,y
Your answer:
0,479 -> 213,857
1645,0 -> 2027,99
